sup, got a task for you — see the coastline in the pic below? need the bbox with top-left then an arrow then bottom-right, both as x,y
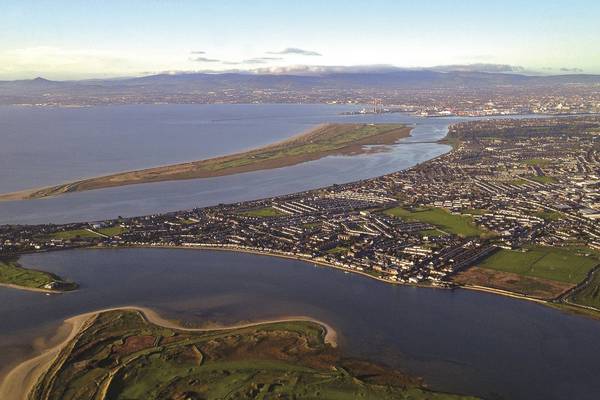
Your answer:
0,305 -> 337,400
8,241 -> 592,318
0,282 -> 65,294
91,244 -> 600,318
0,123 -> 411,201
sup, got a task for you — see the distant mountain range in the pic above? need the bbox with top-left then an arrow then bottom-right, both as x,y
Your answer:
1,69 -> 599,105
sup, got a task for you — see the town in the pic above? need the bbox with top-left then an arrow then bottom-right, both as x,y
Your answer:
3,72 -> 600,117
2,116 -> 600,308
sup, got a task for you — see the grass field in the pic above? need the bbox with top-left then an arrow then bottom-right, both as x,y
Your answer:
509,178 -> 528,186
0,259 -> 76,291
96,225 -> 127,236
527,175 -> 558,184
31,310 -> 476,400
523,158 -> 552,167
241,206 -> 286,217
326,246 -> 349,254
385,207 -> 483,237
478,247 -> 599,284
50,228 -> 102,240
420,229 -> 448,237
568,269 -> 600,309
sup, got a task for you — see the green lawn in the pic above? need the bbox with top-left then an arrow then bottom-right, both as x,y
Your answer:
509,178 -> 528,186
327,246 -> 349,254
0,259 -> 55,289
241,206 -> 286,217
97,225 -> 127,236
421,229 -> 448,238
203,124 -> 408,172
50,228 -> 102,240
0,259 -> 73,290
385,207 -> 483,237
527,175 -> 558,184
523,158 -> 552,167
479,247 -> 599,284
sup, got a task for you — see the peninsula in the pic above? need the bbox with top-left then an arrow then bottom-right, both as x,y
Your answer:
0,123 -> 411,200
0,258 -> 77,293
14,308 -> 474,400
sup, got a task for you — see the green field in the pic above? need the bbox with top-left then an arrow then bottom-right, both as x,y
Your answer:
527,175 -> 558,184
0,259 -> 76,291
50,228 -> 102,240
523,158 -> 552,167
385,207 -> 484,237
421,229 -> 448,237
568,269 -> 600,309
479,247 -> 599,284
96,225 -> 127,236
241,206 -> 286,217
202,124 -> 409,173
31,310 -> 476,400
508,178 -> 528,186
462,208 -> 487,216
326,246 -> 349,254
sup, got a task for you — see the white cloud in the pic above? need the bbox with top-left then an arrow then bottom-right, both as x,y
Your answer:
267,47 -> 322,56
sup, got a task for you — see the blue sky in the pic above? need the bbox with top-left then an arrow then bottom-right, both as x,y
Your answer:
1,0 -> 599,79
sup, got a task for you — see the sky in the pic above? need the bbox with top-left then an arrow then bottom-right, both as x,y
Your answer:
1,0 -> 599,80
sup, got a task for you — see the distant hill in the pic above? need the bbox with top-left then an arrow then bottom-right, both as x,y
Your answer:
78,69 -> 600,89
1,69 -> 599,105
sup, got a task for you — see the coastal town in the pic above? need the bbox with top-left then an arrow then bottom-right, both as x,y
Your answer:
2,116 -> 600,308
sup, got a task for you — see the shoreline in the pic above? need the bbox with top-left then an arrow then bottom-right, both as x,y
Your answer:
92,244 -> 600,319
93,245 -> 573,307
9,242 -> 595,318
0,305 -> 337,400
0,123 -> 411,201
0,282 -> 64,294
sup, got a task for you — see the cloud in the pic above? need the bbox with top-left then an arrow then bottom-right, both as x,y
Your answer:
190,50 -> 206,54
146,64 -> 401,76
431,63 -> 527,73
190,56 -> 220,63
267,47 -> 322,56
560,67 -> 583,73
251,64 -> 399,75
243,56 -> 284,64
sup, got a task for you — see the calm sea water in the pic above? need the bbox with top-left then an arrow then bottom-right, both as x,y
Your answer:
0,104 -> 452,224
1,248 -> 599,400
0,104 -> 364,193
